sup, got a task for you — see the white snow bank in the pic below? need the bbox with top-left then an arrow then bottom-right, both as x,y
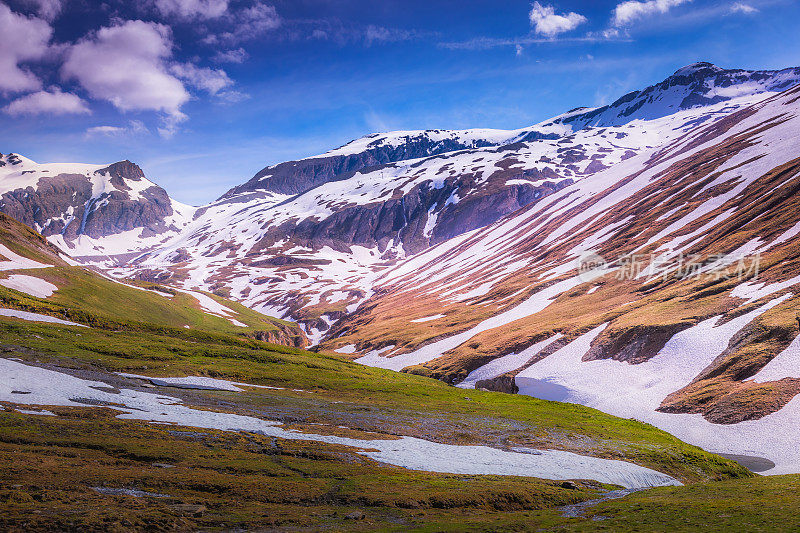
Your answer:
730,274 -> 800,302
0,244 -> 52,271
356,273 -> 603,371
334,344 -> 357,354
0,359 -> 678,489
15,408 -> 56,416
752,334 -> 800,383
458,334 -> 563,389
175,288 -> 236,317
410,314 -> 446,323
517,295 -> 800,474
0,274 -> 58,298
118,373 -> 286,392
0,308 -> 86,327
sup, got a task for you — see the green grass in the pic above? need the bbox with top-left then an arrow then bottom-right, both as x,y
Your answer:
545,475 -> 800,532
0,265 -> 309,352
0,317 -> 749,485
1,408 -> 796,532
0,213 -> 772,531
0,410 -> 603,532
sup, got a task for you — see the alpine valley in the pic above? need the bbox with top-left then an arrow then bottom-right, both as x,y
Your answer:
5,62 -> 800,530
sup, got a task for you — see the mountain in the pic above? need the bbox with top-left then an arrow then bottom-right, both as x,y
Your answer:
547,62 -> 800,129
324,81 -> 800,475
4,64 -> 799,342
3,63 -> 800,472
72,63 -> 793,342
0,153 -> 195,260
1,208 -> 752,530
0,210 -> 307,346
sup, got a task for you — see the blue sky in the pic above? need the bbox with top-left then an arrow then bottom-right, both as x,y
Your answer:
0,0 -> 798,205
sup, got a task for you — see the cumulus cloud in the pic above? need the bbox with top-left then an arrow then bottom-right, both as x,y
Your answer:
529,2 -> 587,37
86,120 -> 148,137
154,0 -> 228,19
612,0 -> 691,26
204,2 -> 280,45
213,47 -> 248,63
61,20 -> 189,120
170,63 -> 233,95
3,87 -> 90,116
731,2 -> 758,14
0,4 -> 52,94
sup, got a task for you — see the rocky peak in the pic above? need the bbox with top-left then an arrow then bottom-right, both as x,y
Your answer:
96,160 -> 146,191
550,63 -> 800,129
671,61 -> 723,77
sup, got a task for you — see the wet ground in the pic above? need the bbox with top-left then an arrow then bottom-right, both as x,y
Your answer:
718,453 -> 776,473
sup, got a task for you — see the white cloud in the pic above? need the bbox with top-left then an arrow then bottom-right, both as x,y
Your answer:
170,63 -> 233,95
213,47 -> 248,63
529,2 -> 587,37
731,2 -> 758,14
23,0 -> 62,21
217,90 -> 250,103
3,87 -> 90,116
61,20 -> 189,120
612,0 -> 691,26
364,25 -> 417,46
157,111 -> 188,138
0,4 -> 52,94
203,2 -> 280,45
154,0 -> 228,19
602,28 -> 621,38
86,120 -> 148,137
516,44 -> 525,56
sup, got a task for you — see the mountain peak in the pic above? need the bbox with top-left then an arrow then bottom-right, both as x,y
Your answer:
672,62 -> 722,77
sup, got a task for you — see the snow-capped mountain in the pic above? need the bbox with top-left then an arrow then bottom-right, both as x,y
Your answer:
4,61 -> 800,472
0,153 -> 195,259
326,80 -> 800,474
93,62 -> 796,340
2,63 -> 800,344
546,62 -> 800,129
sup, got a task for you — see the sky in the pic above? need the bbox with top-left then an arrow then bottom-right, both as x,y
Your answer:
0,0 -> 799,205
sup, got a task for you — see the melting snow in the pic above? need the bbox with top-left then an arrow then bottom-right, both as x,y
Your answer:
0,359 -> 679,488
0,244 -> 53,271
0,309 -> 86,327
752,334 -> 800,383
516,295 -> 800,474
458,334 -> 563,389
410,314 -> 446,323
0,275 -> 58,298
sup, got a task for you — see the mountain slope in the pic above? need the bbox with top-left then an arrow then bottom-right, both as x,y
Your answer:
0,211 -> 306,346
92,64 -> 800,341
0,211 -> 754,530
326,82 -> 800,474
547,62 -> 800,129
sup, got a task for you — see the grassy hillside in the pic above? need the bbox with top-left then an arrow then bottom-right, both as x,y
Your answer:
0,213 -> 306,346
0,212 -> 780,531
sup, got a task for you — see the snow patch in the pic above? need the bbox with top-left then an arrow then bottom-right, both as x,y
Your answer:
0,359 -> 679,488
0,275 -> 58,298
0,308 -> 86,327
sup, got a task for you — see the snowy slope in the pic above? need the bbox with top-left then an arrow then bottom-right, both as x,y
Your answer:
333,81 -> 800,473
113,89 -> 774,339
5,63 -> 799,345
